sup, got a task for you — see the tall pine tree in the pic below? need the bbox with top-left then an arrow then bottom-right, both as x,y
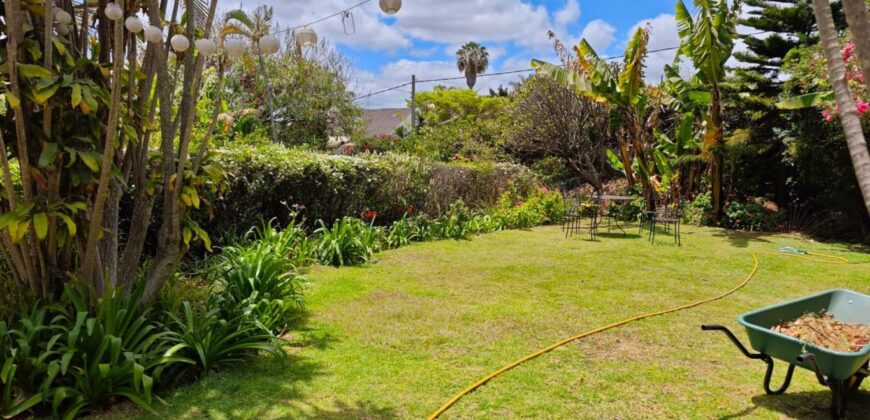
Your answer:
726,1 -> 845,204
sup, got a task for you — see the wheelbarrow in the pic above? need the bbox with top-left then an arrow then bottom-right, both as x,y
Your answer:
703,289 -> 870,418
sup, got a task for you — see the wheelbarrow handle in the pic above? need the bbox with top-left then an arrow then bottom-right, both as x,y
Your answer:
702,324 -> 767,360
703,324 -> 796,395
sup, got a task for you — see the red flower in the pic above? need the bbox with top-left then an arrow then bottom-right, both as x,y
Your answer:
361,210 -> 378,220
843,43 -> 856,62
857,101 -> 870,115
822,109 -> 834,122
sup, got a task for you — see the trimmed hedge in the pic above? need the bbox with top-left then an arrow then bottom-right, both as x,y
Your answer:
208,143 -> 537,236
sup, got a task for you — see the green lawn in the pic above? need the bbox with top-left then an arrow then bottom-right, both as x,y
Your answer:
130,225 -> 868,419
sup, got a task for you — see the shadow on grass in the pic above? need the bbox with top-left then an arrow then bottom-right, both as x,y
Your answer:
283,325 -> 341,350
711,229 -> 774,248
719,389 -> 869,419
306,400 -> 398,419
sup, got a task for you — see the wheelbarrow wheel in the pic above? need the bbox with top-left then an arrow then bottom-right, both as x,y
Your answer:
849,374 -> 864,396
830,381 -> 849,419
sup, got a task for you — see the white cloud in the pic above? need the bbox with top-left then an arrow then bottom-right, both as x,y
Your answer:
628,13 -> 681,82
264,0 -> 411,52
555,0 -> 581,29
352,58 -> 533,108
579,19 -> 617,53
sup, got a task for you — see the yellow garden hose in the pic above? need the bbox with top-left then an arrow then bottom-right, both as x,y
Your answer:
428,250 -> 852,419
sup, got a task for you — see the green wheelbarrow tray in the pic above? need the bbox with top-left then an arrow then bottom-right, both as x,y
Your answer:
739,288 -> 870,380
704,289 -> 870,418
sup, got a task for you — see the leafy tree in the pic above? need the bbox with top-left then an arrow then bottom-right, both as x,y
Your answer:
0,0 -> 221,303
507,77 -> 613,191
811,0 -> 870,217
532,27 -> 660,207
402,87 -> 510,161
456,42 -> 490,89
675,0 -> 742,220
222,6 -> 277,142
489,85 -> 510,97
217,39 -> 362,147
729,1 -> 846,206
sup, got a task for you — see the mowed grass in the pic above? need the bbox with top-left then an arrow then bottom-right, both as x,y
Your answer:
129,225 -> 869,419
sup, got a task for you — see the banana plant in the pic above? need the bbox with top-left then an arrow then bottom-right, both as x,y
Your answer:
532,27 -> 657,202
674,0 -> 742,219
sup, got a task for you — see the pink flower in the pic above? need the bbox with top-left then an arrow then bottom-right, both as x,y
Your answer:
857,101 -> 870,115
822,110 -> 834,122
843,43 -> 856,62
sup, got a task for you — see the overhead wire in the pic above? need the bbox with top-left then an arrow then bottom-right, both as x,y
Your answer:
270,0 -> 375,35
353,30 -> 773,101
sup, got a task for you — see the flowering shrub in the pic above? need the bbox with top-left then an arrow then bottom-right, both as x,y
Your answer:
783,36 -> 868,121
722,196 -> 783,231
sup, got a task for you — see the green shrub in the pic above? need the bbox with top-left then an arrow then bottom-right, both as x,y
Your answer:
314,217 -> 381,266
0,286 -> 190,418
165,302 -> 275,379
212,238 -> 306,333
384,215 -> 418,249
492,188 -> 565,229
207,143 -> 536,243
432,200 -> 475,240
682,192 -> 712,226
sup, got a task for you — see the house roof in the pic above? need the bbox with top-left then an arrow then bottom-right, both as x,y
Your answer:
362,108 -> 410,137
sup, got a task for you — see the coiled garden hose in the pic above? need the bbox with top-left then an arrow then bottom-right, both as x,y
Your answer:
428,250 -> 853,419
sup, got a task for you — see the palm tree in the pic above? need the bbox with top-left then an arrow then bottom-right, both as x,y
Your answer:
222,6 -> 277,142
456,42 -> 489,89
674,0 -> 741,220
812,0 -> 870,217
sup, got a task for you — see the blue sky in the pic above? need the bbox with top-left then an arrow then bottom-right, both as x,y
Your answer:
251,0 -> 715,107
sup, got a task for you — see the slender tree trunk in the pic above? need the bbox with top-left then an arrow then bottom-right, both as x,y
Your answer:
616,136 -> 636,187
813,0 -> 870,217
842,0 -> 870,95
257,50 -> 277,142
627,119 -> 655,211
79,14 -> 126,287
708,87 -> 725,221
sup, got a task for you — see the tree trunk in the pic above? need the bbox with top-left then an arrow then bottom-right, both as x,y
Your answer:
813,0 -> 870,218
465,68 -> 477,89
258,51 -> 277,143
616,136 -> 636,187
842,0 -> 870,95
709,87 -> 725,221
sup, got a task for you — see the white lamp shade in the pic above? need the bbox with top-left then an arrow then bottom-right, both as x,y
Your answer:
53,8 -> 72,25
379,0 -> 402,15
224,38 -> 245,58
55,23 -> 71,36
104,3 -> 123,21
170,34 -> 190,52
296,27 -> 317,48
144,25 -> 163,43
195,39 -> 217,56
125,16 -> 144,33
259,35 -> 280,55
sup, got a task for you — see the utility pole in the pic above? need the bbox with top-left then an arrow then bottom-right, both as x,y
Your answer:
410,74 -> 417,134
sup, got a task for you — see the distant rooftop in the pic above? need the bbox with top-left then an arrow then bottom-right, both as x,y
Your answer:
362,108 -> 409,137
